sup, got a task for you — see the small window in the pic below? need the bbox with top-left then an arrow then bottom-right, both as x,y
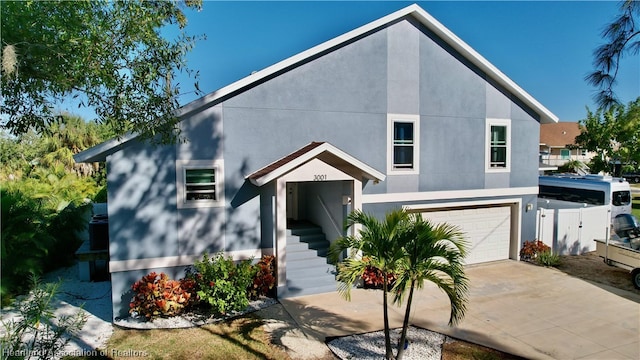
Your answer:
177,160 -> 224,208
393,122 -> 414,169
486,119 -> 510,172
561,149 -> 570,160
613,191 -> 631,206
185,168 -> 217,201
387,114 -> 419,174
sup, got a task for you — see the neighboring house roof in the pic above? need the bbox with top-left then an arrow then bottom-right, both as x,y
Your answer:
246,142 -> 386,186
75,3 -> 559,164
540,122 -> 582,148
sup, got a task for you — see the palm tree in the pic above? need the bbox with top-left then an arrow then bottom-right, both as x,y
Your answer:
329,209 -> 410,360
393,214 -> 469,360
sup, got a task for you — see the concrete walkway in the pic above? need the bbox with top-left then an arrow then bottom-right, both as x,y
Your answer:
279,261 -> 640,360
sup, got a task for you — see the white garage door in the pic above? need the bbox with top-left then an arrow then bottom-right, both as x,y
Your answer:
421,206 -> 511,264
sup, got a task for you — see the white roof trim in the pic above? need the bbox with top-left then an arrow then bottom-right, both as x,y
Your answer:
178,4 -> 558,124
248,142 -> 386,187
73,131 -> 137,163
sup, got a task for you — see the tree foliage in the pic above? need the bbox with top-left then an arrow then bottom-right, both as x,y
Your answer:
1,0 -> 204,143
392,214 -> 468,360
575,97 -> 640,174
330,209 -> 469,360
586,0 -> 639,109
1,114 -> 112,303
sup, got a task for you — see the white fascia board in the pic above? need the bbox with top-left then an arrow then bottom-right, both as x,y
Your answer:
249,143 -> 385,187
73,131 -> 138,163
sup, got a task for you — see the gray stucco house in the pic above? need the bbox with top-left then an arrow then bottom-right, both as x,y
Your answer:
75,4 -> 558,320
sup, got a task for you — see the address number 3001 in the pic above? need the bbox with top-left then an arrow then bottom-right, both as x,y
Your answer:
313,174 -> 327,181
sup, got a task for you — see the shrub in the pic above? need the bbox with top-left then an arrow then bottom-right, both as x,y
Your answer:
129,272 -> 196,319
188,252 -> 255,315
536,250 -> 561,267
361,265 -> 397,290
248,255 -> 276,300
1,276 -> 86,359
519,240 -> 551,263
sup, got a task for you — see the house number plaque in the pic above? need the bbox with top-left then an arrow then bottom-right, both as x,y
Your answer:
313,174 -> 327,181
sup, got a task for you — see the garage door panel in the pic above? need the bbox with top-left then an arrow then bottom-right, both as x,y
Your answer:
421,206 -> 511,264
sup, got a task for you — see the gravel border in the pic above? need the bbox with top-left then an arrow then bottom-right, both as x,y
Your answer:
114,297 -> 278,329
327,326 -> 446,360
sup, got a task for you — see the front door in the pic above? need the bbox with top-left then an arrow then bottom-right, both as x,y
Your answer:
286,182 -> 298,221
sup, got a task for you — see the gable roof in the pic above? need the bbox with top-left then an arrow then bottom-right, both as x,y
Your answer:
540,122 -> 582,148
246,142 -> 386,186
75,3 -> 558,163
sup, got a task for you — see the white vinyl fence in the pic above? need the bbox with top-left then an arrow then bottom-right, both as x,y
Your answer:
536,200 -> 610,255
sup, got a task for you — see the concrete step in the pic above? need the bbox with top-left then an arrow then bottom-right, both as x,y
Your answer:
282,283 -> 338,298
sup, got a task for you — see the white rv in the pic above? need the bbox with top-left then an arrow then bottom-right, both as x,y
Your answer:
538,174 -> 632,220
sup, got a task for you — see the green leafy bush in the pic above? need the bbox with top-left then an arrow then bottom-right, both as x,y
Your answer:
188,252 -> 255,315
248,255 -> 276,300
129,272 -> 196,319
536,250 -> 561,267
1,186 -> 91,304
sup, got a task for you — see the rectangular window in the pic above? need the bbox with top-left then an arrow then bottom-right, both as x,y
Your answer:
185,168 -> 217,201
387,114 -> 419,175
561,149 -> 570,160
486,119 -> 510,172
393,122 -> 414,169
176,160 -> 224,208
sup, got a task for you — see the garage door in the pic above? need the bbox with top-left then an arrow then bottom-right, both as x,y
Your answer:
420,206 -> 511,264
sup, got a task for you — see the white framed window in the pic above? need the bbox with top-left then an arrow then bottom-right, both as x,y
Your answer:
387,114 -> 420,175
485,119 -> 511,172
176,159 -> 224,208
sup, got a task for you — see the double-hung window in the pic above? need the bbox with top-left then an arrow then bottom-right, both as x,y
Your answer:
486,119 -> 510,172
176,160 -> 224,208
387,114 -> 419,174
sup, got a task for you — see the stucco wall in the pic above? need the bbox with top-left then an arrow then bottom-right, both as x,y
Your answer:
106,16 -> 544,319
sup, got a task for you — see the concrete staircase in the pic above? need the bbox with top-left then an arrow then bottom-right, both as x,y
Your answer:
282,221 -> 337,298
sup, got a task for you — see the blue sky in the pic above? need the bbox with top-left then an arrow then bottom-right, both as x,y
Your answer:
65,1 -> 640,122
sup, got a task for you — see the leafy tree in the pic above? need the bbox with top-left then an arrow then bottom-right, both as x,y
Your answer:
392,214 -> 469,360
1,0 -> 204,143
586,0 -> 639,109
575,98 -> 640,174
330,209 -> 410,360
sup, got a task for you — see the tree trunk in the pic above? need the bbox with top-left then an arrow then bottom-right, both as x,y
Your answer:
395,279 -> 416,360
382,271 -> 393,359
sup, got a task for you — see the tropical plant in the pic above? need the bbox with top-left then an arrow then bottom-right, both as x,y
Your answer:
519,240 -> 551,263
0,276 -> 86,360
248,255 -> 276,300
129,272 -> 196,319
392,214 -> 469,360
187,252 -> 255,315
558,159 -> 586,174
329,209 -> 410,360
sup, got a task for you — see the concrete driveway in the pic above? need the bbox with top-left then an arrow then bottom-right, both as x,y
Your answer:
280,260 -> 640,360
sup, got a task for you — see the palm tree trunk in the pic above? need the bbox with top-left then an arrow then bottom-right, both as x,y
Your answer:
396,279 -> 415,360
382,272 -> 393,360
